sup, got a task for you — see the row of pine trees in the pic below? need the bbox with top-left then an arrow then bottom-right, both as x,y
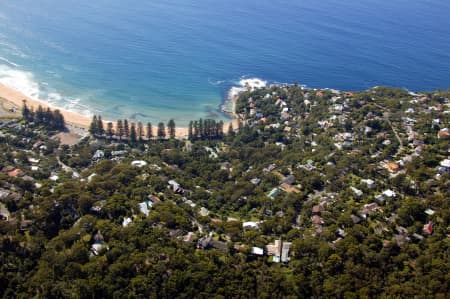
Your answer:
89,115 -> 231,141
89,116 -> 176,141
22,101 -> 65,130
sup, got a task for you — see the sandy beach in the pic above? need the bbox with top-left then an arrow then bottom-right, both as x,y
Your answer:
0,82 -> 239,138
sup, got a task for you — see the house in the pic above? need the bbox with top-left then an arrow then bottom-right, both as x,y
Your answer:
281,242 -> 292,263
281,175 -> 295,185
243,221 -> 259,230
111,150 -> 127,157
91,231 -> 108,256
266,240 -> 281,258
199,207 -> 210,217
33,141 -> 45,149
122,217 -> 132,227
138,201 -> 153,216
92,150 -> 105,161
268,188 -> 280,199
131,160 -> 147,167
183,232 -> 196,243
168,180 -> 184,194
0,189 -> 11,200
28,157 -> 40,164
382,189 -> 396,198
220,162 -> 232,171
437,129 -> 450,139
266,240 -> 292,263
360,203 -> 382,218
425,209 -> 435,216
423,222 -> 433,235
0,203 -> 11,221
385,162 -> 400,173
197,235 -> 228,251
250,178 -> 261,185
311,215 -> 324,225
251,247 -> 264,256
312,205 -> 324,214
263,164 -> 277,173
361,179 -> 375,188
87,173 -> 96,182
351,187 -> 363,197
8,169 -> 24,177
147,195 -> 161,205
49,174 -> 60,181
437,159 -> 450,174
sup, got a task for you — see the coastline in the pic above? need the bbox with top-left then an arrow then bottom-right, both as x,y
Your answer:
0,82 -> 240,138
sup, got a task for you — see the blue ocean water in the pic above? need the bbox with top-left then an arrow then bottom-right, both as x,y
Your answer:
0,0 -> 449,124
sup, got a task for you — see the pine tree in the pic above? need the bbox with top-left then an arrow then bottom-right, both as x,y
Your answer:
228,122 -> 234,136
168,119 -> 176,139
199,118 -> 204,139
89,115 -> 98,136
193,121 -> 199,139
217,121 -> 224,138
188,121 -> 194,140
130,122 -> 137,143
157,122 -> 166,139
106,122 -> 114,138
137,122 -> 144,141
22,100 -> 31,120
52,110 -> 65,130
123,119 -> 130,137
35,105 -> 44,124
97,116 -> 104,136
146,122 -> 153,140
117,119 -> 124,140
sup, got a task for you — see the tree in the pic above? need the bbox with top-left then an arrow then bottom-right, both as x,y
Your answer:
97,116 -> 104,136
188,121 -> 194,140
130,123 -> 137,143
146,122 -> 153,140
117,120 -> 124,140
217,121 -> 224,138
89,115 -> 98,136
157,122 -> 166,139
193,121 -> 199,139
168,119 -> 176,139
35,105 -> 44,124
123,119 -> 130,137
228,122 -> 234,136
106,122 -> 114,138
137,122 -> 144,141
199,118 -> 204,139
22,99 -> 31,120
52,110 -> 65,130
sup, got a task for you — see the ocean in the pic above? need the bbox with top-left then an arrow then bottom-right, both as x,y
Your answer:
0,0 -> 449,125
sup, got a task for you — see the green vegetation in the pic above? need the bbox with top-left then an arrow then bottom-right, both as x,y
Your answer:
0,86 -> 448,298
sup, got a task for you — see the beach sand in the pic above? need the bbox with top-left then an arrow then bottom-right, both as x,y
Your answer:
0,83 -> 238,138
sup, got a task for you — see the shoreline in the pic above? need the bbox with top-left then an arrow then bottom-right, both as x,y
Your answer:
0,82 -> 239,138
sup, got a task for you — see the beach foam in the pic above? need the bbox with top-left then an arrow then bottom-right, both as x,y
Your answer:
0,65 -> 40,99
0,64 -> 93,117
227,77 -> 267,100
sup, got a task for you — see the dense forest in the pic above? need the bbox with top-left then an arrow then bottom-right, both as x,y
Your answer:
0,86 -> 449,298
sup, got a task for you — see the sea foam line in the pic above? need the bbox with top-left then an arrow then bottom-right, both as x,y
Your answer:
0,56 -> 20,68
